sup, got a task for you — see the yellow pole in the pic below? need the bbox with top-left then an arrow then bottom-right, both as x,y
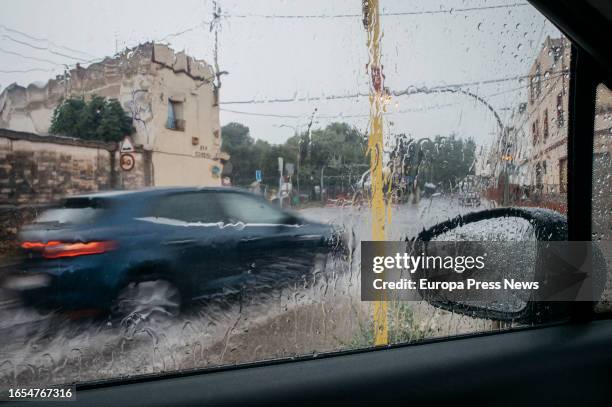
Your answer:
363,0 -> 388,346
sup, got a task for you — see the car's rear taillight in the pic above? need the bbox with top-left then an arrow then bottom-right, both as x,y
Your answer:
20,241 -> 117,259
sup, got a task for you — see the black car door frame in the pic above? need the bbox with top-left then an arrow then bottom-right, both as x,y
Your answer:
532,0 -> 612,321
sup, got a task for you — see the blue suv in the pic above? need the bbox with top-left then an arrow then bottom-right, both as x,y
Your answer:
1,188 -> 348,320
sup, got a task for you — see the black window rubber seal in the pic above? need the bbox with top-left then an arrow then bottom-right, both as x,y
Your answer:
567,44 -> 598,322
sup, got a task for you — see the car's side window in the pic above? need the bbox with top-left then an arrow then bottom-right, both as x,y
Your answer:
593,84 -> 612,312
217,193 -> 288,224
150,193 -> 224,223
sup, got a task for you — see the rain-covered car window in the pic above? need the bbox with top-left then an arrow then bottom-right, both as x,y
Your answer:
593,84 -> 612,312
33,198 -> 111,225
0,0 -> 574,390
33,208 -> 104,225
148,193 -> 225,223
217,193 -> 291,224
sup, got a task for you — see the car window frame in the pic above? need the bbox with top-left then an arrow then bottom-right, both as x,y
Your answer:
565,45 -> 603,321
217,191 -> 293,225
531,0 -> 612,322
148,191 -> 226,224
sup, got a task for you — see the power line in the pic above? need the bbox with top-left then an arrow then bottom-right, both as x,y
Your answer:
157,20 -> 211,43
220,70 -> 567,106
221,104 -> 451,120
221,3 -> 528,19
1,33 -> 92,63
221,91 -> 366,105
221,108 -> 303,119
220,71 -> 567,120
222,100 -> 508,120
0,68 -> 56,73
0,2 -> 532,80
0,26 -> 215,80
0,24 -> 97,58
0,46 -> 64,67
484,65 -> 569,176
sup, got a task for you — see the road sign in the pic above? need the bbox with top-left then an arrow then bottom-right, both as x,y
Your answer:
120,136 -> 135,153
278,157 -> 284,173
119,153 -> 135,171
255,170 -> 262,182
285,163 -> 294,176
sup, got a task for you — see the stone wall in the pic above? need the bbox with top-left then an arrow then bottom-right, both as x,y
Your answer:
0,204 -> 48,257
0,128 -> 151,205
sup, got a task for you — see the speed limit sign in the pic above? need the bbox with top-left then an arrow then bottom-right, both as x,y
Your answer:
120,153 -> 135,171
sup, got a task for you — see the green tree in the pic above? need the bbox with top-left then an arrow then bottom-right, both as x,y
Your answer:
221,122 -> 252,149
298,122 -> 368,193
50,95 -> 134,142
221,122 -> 269,186
221,121 -> 368,189
221,120 -> 475,195
399,134 -> 476,191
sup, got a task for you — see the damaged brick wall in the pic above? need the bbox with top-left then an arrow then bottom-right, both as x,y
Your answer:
0,129 -> 152,256
0,149 -> 113,205
0,128 -> 151,205
0,205 -> 49,257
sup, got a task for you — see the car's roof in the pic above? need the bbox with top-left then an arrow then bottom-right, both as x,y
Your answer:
67,187 -> 251,201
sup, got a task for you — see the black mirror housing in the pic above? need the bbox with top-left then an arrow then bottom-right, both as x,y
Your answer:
413,207 -> 575,324
416,207 -> 567,242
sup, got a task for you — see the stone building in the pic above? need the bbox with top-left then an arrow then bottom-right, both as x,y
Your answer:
483,36 -> 610,212
0,42 -> 227,189
525,36 -> 571,194
476,37 -> 570,208
506,103 -> 531,188
593,84 -> 612,241
594,85 -> 612,154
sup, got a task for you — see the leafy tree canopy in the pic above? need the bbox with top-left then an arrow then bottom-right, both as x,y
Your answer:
221,122 -> 368,187
221,121 -> 476,194
49,95 -> 134,142
391,133 -> 476,191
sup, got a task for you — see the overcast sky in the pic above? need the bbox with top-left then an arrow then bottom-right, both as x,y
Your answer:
0,0 -> 561,147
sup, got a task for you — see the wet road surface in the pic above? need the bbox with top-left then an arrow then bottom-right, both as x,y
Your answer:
0,196 -> 495,389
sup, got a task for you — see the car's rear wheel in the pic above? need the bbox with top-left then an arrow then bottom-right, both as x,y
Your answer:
111,279 -> 182,331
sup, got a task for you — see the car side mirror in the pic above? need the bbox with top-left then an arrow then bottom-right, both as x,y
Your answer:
412,207 -> 606,324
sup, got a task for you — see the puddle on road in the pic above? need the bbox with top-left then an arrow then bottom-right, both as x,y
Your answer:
0,235 -> 363,388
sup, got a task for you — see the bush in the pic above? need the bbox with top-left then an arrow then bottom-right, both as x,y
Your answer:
50,95 -> 134,142
347,302 -> 432,349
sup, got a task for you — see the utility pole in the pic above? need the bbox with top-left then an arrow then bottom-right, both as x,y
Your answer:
363,0 -> 388,346
320,165 -> 325,203
301,107 -> 318,198
278,156 -> 284,208
209,1 -> 228,105
297,137 -> 302,198
211,0 -> 222,89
